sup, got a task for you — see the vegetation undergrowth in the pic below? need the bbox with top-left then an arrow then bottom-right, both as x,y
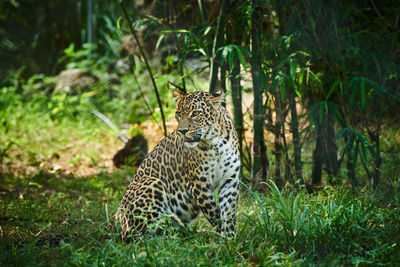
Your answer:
1,169 -> 399,266
2,102 -> 399,265
0,74 -> 399,267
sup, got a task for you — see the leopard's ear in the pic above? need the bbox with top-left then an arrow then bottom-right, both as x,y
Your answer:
169,81 -> 185,101
209,88 -> 224,106
172,89 -> 185,101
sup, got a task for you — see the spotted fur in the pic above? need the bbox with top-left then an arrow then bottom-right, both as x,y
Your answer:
116,90 -> 240,241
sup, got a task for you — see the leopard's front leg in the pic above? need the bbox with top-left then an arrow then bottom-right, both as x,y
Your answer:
190,183 -> 222,233
218,175 -> 239,236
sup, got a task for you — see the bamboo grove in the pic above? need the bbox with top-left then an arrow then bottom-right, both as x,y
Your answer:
164,0 -> 399,190
1,0 -> 399,191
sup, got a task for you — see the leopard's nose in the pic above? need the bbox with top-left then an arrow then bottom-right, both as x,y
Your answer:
178,129 -> 188,135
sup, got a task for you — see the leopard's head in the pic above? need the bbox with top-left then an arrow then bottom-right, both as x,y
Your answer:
173,90 -> 223,148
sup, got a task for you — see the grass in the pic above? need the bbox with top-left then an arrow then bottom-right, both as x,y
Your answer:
1,87 -> 400,266
1,170 -> 399,266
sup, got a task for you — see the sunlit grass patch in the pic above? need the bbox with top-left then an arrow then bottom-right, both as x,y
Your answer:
236,183 -> 400,265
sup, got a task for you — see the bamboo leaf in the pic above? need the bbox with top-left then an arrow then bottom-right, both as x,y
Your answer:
349,77 -> 359,105
298,69 -> 304,87
332,105 -> 345,126
162,29 -> 190,34
276,58 -> 288,70
204,26 -> 212,36
234,46 -> 248,70
297,50 -> 311,57
220,46 -> 230,64
194,48 -> 207,56
337,126 -> 350,137
371,54 -> 382,78
289,59 -> 296,83
155,34 -> 165,51
117,16 -> 123,30
236,45 -> 251,57
326,80 -> 342,101
360,141 -> 369,161
307,69 -> 323,89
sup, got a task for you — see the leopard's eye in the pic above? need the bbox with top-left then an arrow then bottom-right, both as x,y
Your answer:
191,111 -> 201,117
175,111 -> 182,119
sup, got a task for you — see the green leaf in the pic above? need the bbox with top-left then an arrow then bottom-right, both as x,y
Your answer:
276,58 -> 288,70
194,48 -> 207,56
162,29 -> 190,34
117,16 -> 123,30
371,54 -> 382,78
289,59 -> 296,84
307,70 -> 323,90
155,34 -> 165,51
234,46 -> 248,71
349,77 -> 359,105
337,126 -> 350,137
360,141 -> 369,161
203,26 -> 212,36
326,80 -> 342,101
236,45 -> 251,57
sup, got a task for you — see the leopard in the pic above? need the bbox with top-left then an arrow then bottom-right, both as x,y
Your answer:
116,90 -> 240,241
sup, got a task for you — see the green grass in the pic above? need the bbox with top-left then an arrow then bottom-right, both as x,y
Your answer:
1,85 -> 400,266
1,169 -> 399,266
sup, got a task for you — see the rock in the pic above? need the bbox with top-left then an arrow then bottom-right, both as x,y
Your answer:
56,69 -> 98,93
113,134 -> 148,168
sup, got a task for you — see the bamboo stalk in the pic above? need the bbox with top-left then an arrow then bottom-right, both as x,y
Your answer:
230,56 -> 244,172
251,0 -> 268,190
209,0 -> 228,93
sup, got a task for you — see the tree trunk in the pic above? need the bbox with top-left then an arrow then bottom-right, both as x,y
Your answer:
87,0 -> 93,44
289,90 -> 303,184
251,0 -> 268,190
274,87 -> 283,189
312,111 -> 338,185
312,124 -> 323,185
325,118 -> 338,177
373,107 -> 382,189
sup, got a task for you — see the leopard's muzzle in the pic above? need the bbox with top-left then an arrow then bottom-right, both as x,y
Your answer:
179,130 -> 202,147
